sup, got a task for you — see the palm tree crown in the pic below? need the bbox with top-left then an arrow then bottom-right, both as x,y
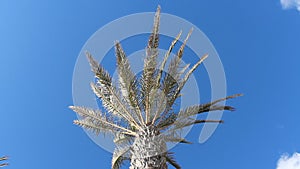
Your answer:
70,6 -> 241,169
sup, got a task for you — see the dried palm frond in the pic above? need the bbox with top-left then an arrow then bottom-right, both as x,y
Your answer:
114,131 -> 134,145
154,29 -> 194,125
0,156 -> 8,167
115,42 -> 144,125
70,106 -> 137,136
163,134 -> 192,144
87,53 -> 141,130
0,163 -> 8,167
111,146 -> 131,169
159,94 -> 242,131
165,152 -> 181,169
142,6 -> 161,123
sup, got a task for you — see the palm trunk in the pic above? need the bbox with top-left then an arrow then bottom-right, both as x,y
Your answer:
130,125 -> 167,169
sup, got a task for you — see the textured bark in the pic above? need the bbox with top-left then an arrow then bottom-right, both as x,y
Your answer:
130,125 -> 167,169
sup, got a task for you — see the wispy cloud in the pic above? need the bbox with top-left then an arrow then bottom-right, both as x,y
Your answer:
280,0 -> 300,11
277,152 -> 300,169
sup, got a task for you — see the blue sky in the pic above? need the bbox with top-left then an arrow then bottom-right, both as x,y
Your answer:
1,1 -> 300,169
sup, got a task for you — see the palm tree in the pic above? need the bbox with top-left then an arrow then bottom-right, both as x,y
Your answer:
70,6 -> 241,169
0,156 -> 8,167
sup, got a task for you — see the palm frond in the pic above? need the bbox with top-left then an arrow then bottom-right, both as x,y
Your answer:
210,93 -> 243,106
170,118 -> 224,132
114,132 -> 134,145
167,54 -> 208,113
178,54 -> 208,94
0,164 -> 8,167
87,52 -> 141,130
0,156 -> 8,167
0,157 -> 8,162
142,6 -> 161,124
148,87 -> 168,123
147,5 -> 160,51
155,30 -> 194,125
166,29 -> 193,80
70,106 -> 137,136
159,94 -> 242,131
156,113 -> 177,129
151,32 -> 182,124
115,42 -> 144,125
165,152 -> 181,169
86,51 -> 112,86
162,94 -> 242,131
155,31 -> 182,87
182,54 -> 208,85
90,83 -> 125,120
179,94 -> 242,119
193,119 -> 224,124
111,146 -> 131,169
177,28 -> 193,59
90,83 -> 142,131
164,135 -> 192,144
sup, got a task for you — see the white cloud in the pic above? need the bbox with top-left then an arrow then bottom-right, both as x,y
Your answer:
277,152 -> 300,169
280,0 -> 300,11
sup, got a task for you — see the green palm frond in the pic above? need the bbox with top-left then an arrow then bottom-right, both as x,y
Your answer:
111,146 -> 131,169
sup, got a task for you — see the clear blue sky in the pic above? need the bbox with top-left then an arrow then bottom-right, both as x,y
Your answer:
1,1 -> 300,169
